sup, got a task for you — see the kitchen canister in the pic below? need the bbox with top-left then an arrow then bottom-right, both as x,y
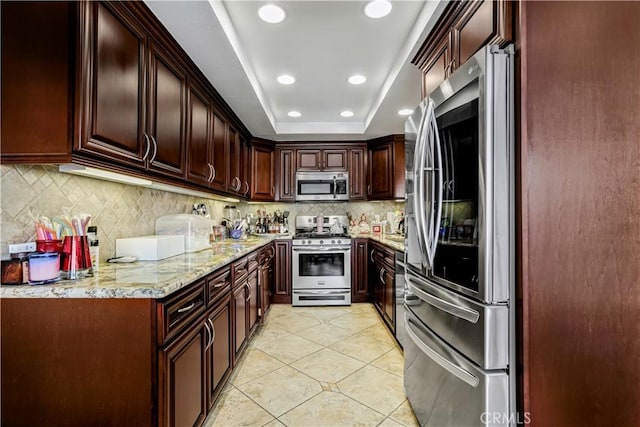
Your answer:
60,236 -> 92,279
28,252 -> 60,284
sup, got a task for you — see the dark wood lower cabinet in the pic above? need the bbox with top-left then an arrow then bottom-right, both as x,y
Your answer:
206,294 -> 232,410
159,320 -> 208,427
232,283 -> 248,360
351,238 -> 369,302
247,270 -> 259,335
273,240 -> 292,304
368,242 -> 395,332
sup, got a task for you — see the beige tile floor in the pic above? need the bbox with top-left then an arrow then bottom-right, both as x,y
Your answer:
204,303 -> 419,427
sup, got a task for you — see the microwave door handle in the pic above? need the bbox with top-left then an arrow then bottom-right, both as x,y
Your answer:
404,313 -> 479,388
429,104 -> 444,267
333,176 -> 337,199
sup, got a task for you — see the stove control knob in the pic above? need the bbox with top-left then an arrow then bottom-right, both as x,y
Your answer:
336,239 -> 341,244
331,240 -> 336,244
308,240 -> 312,245
319,240 -> 324,245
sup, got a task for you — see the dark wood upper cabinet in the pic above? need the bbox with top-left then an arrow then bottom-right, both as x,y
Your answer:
348,148 -> 367,200
250,140 -> 275,201
367,135 -> 405,200
76,2 -> 148,168
147,40 -> 187,179
296,148 -> 347,171
210,112 -> 228,192
241,136 -> 252,199
421,36 -> 451,99
185,82 -> 212,187
227,125 -> 242,194
1,1 -> 73,163
276,148 -> 296,201
413,0 -> 513,99
296,149 -> 322,171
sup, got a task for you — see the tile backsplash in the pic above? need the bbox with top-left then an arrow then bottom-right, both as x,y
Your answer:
0,165 -> 405,261
0,165 -> 230,261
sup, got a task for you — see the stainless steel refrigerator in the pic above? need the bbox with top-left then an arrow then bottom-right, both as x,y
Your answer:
403,45 -> 515,426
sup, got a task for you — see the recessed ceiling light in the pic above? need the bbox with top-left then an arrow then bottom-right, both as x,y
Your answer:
348,74 -> 367,85
288,111 -> 301,118
340,110 -> 354,118
258,4 -> 286,24
398,108 -> 414,116
277,74 -> 295,85
364,0 -> 392,19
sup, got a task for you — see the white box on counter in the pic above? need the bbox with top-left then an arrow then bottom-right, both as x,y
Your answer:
115,235 -> 185,261
155,214 -> 213,253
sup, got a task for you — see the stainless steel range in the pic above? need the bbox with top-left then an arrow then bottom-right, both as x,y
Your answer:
292,215 -> 351,306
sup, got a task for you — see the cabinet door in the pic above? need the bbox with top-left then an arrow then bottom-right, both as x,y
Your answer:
232,285 -> 247,359
1,1 -> 73,163
277,148 -> 296,201
186,83 -> 212,186
159,322 -> 207,427
210,111 -> 228,192
368,143 -> 393,199
247,270 -> 259,335
383,268 -> 395,331
349,148 -> 366,200
147,40 -> 186,179
296,149 -> 322,171
207,295 -> 232,409
351,239 -> 369,302
323,149 -> 348,171
77,2 -> 147,168
251,144 -> 275,201
258,259 -> 274,322
422,35 -> 451,100
241,137 -> 252,198
227,125 -> 242,194
273,240 -> 292,304
453,0 -> 512,69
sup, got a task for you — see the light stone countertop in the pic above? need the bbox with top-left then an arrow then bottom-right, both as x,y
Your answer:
1,235 -> 289,299
352,233 -> 406,252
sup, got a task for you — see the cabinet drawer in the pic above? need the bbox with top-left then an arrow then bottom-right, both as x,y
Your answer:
372,244 -> 395,269
157,280 -> 207,345
247,251 -> 259,273
233,256 -> 249,284
207,266 -> 231,305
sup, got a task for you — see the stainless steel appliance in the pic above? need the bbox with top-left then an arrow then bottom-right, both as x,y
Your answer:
292,215 -> 351,306
295,172 -> 349,201
403,45 -> 515,426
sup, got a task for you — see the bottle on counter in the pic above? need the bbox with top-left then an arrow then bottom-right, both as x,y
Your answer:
87,226 -> 99,273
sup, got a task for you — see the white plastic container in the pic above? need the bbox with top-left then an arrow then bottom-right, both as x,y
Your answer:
155,214 -> 213,253
116,235 -> 184,261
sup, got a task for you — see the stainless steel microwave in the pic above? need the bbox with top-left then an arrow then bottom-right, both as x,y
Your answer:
295,171 -> 349,201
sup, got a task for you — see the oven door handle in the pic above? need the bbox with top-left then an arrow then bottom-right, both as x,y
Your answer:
292,247 -> 351,252
293,290 -> 350,295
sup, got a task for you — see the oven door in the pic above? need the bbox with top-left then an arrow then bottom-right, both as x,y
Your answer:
292,246 -> 351,290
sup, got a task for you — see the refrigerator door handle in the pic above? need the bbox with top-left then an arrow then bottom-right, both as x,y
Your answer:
405,312 -> 479,388
417,101 -> 434,268
406,278 -> 479,324
413,102 -> 430,269
429,106 -> 444,267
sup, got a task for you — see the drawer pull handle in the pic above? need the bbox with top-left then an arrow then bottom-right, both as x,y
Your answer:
213,281 -> 227,288
177,302 -> 195,313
